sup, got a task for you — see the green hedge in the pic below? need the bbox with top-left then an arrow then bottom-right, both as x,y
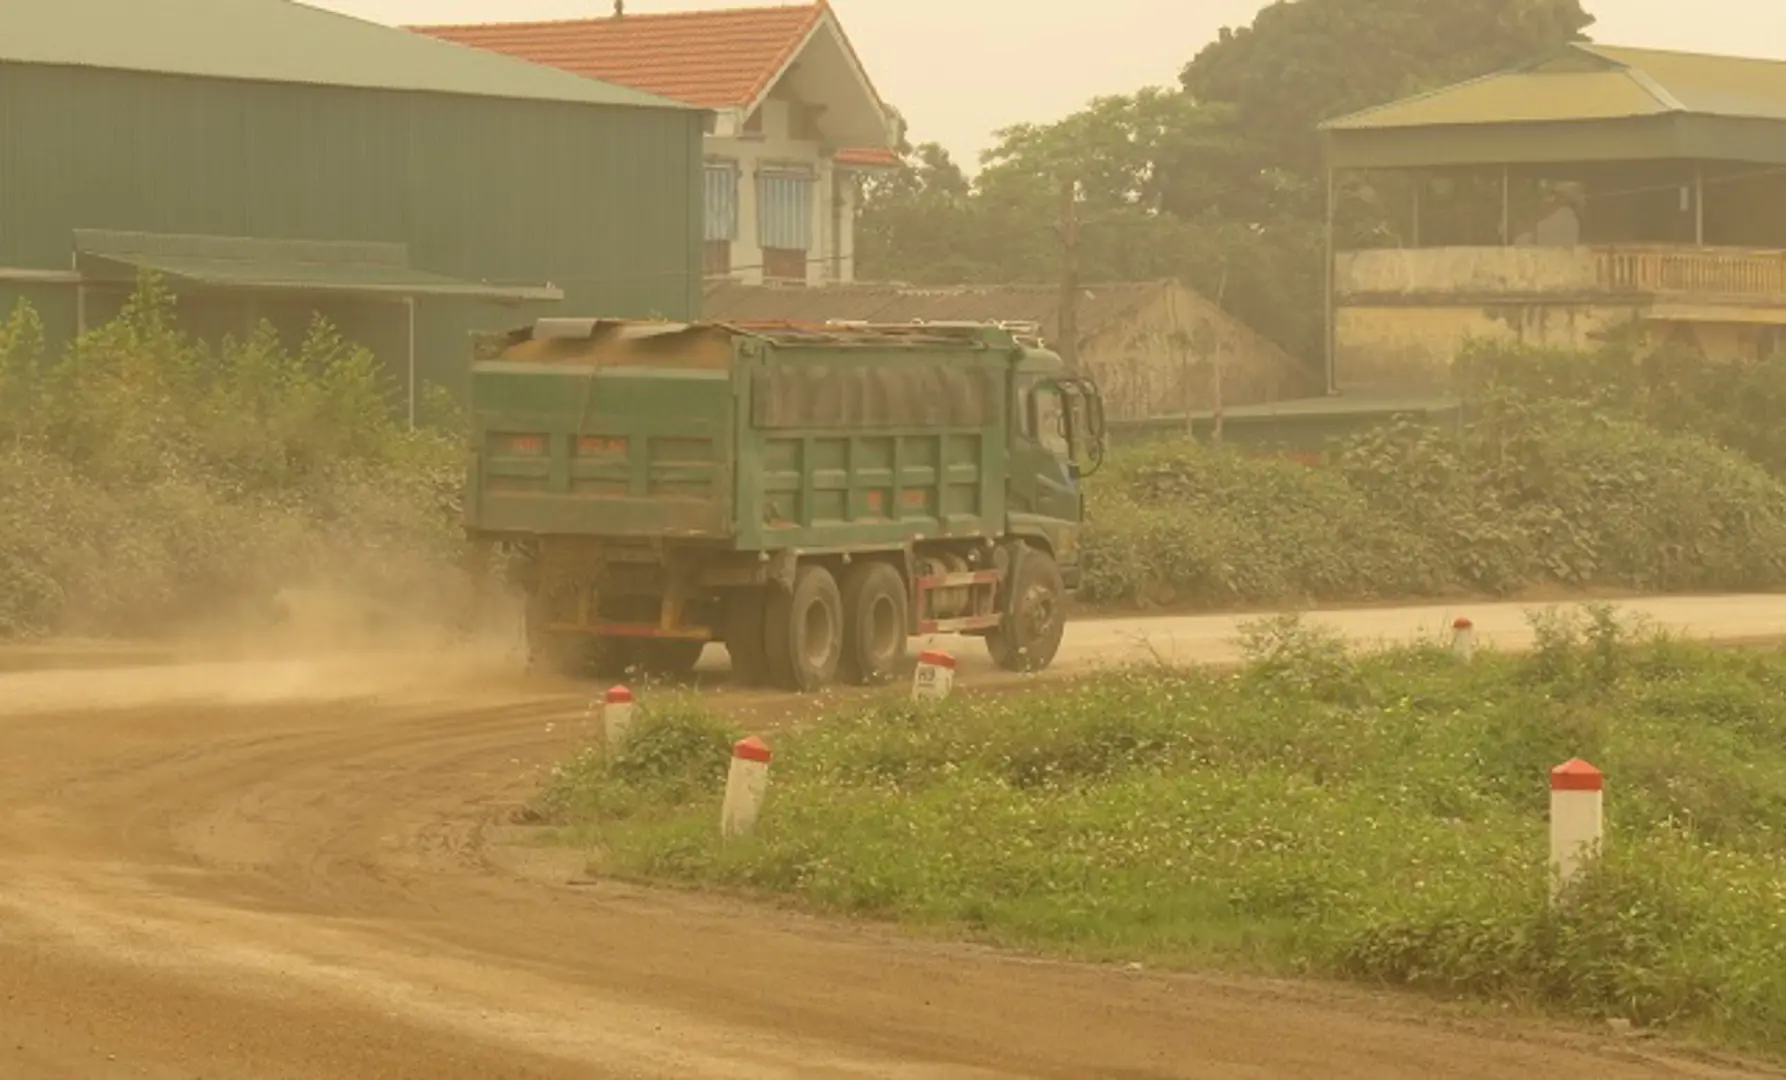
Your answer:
1078,390 -> 1786,607
0,278 -> 464,637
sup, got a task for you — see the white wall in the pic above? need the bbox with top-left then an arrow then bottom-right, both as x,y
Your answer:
707,97 -> 857,286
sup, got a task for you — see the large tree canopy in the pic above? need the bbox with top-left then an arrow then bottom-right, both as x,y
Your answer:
855,0 -> 1596,374
1182,0 -> 1595,171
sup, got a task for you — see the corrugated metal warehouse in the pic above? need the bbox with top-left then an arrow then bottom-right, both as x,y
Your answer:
0,0 -> 705,411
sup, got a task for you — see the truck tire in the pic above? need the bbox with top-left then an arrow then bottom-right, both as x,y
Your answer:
525,586 -> 593,677
529,633 -> 596,678
986,547 -> 1067,673
839,560 -> 909,685
636,639 -> 706,681
589,639 -> 640,680
764,564 -> 844,693
724,589 -> 771,686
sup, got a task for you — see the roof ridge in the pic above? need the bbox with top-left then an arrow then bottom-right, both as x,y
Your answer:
408,2 -> 822,34
1617,66 -> 1686,113
1317,51 -> 1569,131
1566,43 -> 1685,113
809,2 -> 891,121
1319,42 -> 1625,131
1584,41 -> 1786,67
739,3 -> 828,106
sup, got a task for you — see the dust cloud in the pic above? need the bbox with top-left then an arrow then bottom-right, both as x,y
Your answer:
0,573 -> 537,718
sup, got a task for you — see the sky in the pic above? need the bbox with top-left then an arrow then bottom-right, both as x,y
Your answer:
311,0 -> 1786,168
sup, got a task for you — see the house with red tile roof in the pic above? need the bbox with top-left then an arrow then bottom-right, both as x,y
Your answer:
413,2 -> 902,287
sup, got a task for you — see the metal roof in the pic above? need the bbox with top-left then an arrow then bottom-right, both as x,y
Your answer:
75,230 -> 564,304
1322,44 -> 1786,169
702,280 -> 1170,342
0,0 -> 691,111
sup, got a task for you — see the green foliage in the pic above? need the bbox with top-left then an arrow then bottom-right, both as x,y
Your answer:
0,276 -> 466,637
545,617 -> 1786,1053
1078,440 -> 1442,607
1457,336 -> 1786,479
1077,384 -> 1786,607
1181,0 -> 1595,173
535,702 -> 738,828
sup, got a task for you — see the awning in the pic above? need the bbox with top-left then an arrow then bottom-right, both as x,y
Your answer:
73,229 -> 563,304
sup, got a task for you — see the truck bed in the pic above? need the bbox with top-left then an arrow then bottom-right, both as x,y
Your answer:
464,319 -> 1019,551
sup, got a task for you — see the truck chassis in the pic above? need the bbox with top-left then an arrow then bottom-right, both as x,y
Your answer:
507,534 -> 1067,692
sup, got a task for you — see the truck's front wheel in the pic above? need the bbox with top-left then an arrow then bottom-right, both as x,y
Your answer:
764,564 -> 844,693
986,548 -> 1067,673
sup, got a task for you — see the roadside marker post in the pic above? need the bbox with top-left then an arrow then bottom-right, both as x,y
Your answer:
1549,758 -> 1604,904
912,650 -> 957,702
602,685 -> 636,748
722,736 -> 773,840
1451,617 -> 1476,662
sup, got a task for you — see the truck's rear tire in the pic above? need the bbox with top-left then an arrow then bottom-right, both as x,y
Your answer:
636,639 -> 705,680
724,590 -> 771,686
588,639 -> 639,680
839,560 -> 909,685
529,633 -> 596,678
986,548 -> 1067,673
764,564 -> 843,693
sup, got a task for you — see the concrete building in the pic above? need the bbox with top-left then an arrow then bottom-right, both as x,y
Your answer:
702,279 -> 1314,422
414,2 -> 902,288
0,0 -> 705,412
1320,44 -> 1786,394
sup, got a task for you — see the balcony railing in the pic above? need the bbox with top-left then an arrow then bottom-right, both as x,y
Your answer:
1598,246 -> 1786,299
1337,244 -> 1786,305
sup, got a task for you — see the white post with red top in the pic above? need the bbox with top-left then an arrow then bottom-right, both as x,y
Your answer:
722,736 -> 773,839
912,649 -> 957,702
1549,758 -> 1604,904
1451,616 -> 1476,662
602,685 -> 636,749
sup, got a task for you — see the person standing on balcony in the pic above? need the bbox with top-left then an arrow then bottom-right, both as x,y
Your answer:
1515,183 -> 1583,247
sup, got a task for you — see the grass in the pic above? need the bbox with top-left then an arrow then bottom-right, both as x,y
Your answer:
536,607 -> 1786,1057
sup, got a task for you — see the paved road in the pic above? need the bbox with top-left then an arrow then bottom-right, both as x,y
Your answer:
0,595 -> 1782,1078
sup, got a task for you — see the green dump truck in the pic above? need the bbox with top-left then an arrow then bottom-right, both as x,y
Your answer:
462,318 -> 1105,692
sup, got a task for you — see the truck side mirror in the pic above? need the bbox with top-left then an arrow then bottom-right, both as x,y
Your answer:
1065,376 -> 1107,478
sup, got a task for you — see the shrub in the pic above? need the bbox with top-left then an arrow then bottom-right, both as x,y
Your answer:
1081,373 -> 1786,607
1456,335 -> 1786,478
0,276 -> 466,637
534,701 -> 739,832
1079,440 -> 1444,606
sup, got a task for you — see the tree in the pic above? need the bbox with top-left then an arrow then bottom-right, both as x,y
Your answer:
855,142 -> 1010,284
855,0 -> 1598,371
1182,0 -> 1595,173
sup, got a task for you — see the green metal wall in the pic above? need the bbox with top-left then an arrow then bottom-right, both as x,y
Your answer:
0,61 -> 704,391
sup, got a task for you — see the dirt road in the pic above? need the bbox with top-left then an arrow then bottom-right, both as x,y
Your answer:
1,596 -> 1782,1078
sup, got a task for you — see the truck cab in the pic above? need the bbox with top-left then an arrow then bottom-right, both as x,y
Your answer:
1008,344 -> 1104,590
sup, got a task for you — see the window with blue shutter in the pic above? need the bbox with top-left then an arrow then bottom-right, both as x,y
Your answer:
704,163 -> 738,242
757,171 -> 814,251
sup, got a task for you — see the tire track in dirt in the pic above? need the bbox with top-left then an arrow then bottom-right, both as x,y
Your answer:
0,614 -> 1781,1077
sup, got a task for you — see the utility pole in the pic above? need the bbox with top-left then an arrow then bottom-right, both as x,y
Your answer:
1056,178 -> 1080,369
1210,264 -> 1228,446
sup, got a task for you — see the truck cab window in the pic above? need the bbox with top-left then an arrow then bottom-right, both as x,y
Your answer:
1031,384 -> 1071,458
